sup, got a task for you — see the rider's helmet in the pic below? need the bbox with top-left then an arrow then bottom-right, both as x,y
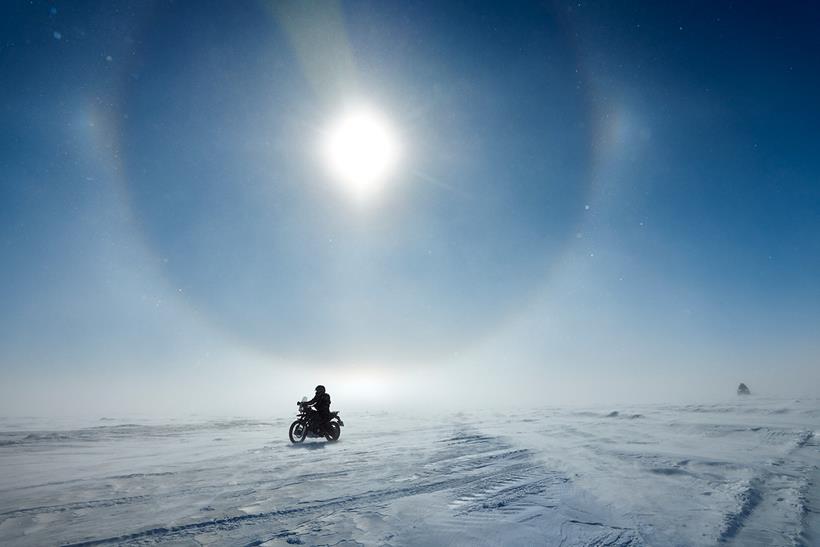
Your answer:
315,385 -> 326,394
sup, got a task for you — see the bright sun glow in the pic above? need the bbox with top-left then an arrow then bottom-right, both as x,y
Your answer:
322,106 -> 400,200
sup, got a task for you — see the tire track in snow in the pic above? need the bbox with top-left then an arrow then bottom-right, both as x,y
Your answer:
0,495 -> 153,518
720,430 -> 815,545
61,474 -> 493,545
397,426 -> 642,546
60,427 -> 572,546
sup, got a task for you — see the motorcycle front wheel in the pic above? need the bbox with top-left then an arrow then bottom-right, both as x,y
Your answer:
289,420 -> 307,443
325,422 -> 340,441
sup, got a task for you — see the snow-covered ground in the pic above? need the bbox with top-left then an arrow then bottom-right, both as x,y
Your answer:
1,398 -> 818,546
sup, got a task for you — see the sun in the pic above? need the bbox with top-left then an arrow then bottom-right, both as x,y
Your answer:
322,106 -> 401,200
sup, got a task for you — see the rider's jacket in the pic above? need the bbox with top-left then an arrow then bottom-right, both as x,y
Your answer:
305,392 -> 331,414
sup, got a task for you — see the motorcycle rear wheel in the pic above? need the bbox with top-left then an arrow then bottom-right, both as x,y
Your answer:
289,420 -> 307,443
325,422 -> 340,441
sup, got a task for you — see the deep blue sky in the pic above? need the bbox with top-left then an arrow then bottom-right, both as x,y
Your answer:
1,1 -> 819,414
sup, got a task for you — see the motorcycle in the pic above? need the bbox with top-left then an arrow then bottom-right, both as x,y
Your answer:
289,399 -> 344,443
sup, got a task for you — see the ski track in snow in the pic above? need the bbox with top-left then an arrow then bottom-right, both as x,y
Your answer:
0,399 -> 818,546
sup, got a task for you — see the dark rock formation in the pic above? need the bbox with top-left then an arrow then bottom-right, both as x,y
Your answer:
737,383 -> 751,395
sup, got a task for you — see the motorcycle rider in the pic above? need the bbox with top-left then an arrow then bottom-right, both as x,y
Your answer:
302,385 -> 331,431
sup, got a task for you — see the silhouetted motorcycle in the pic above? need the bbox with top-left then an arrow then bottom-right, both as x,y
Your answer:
289,400 -> 344,443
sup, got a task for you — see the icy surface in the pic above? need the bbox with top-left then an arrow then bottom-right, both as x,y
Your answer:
1,399 -> 818,546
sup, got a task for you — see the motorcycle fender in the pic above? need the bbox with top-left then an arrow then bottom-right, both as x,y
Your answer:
337,420 -> 344,427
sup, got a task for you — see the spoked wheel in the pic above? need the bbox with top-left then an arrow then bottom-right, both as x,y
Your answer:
289,420 -> 307,443
325,422 -> 340,441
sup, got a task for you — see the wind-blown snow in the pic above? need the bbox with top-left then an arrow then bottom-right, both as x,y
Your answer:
0,398 -> 818,546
